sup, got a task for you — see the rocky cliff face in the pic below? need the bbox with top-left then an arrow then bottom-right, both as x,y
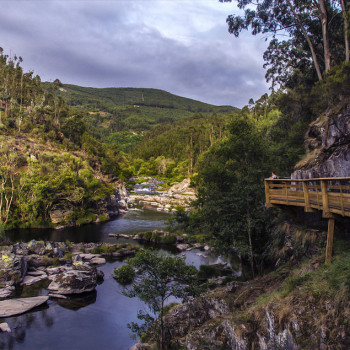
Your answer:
156,269 -> 349,349
292,102 -> 350,179
129,223 -> 349,350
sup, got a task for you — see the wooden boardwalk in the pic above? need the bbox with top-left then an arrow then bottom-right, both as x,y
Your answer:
265,177 -> 350,263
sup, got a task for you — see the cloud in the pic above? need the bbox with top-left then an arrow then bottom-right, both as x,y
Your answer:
0,0 -> 269,107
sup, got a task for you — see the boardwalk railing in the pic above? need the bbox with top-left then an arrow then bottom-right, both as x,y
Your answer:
265,177 -> 350,218
264,177 -> 350,263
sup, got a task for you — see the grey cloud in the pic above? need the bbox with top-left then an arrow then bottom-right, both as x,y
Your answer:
0,1 -> 268,107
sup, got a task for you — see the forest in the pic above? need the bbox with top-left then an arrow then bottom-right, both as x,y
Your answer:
0,0 -> 350,275
1,0 -> 350,348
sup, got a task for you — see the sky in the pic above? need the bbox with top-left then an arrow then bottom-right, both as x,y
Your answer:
0,0 -> 269,108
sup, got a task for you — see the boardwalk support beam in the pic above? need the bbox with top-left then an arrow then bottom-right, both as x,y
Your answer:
325,216 -> 335,264
264,177 -> 350,264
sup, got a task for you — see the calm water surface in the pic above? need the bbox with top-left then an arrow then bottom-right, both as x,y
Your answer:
1,209 -> 223,350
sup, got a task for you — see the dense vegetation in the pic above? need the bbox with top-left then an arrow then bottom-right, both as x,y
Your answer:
43,83 -> 237,140
0,49 -> 128,229
0,46 -> 239,229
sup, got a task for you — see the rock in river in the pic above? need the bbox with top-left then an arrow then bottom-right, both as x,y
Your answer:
0,296 -> 49,317
48,263 -> 98,294
0,322 -> 11,333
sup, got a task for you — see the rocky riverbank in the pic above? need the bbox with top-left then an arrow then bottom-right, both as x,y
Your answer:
130,224 -> 350,350
108,229 -> 211,252
0,240 -> 140,300
128,178 -> 196,212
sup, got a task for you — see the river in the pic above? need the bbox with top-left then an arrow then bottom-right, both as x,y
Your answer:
1,209 -> 223,350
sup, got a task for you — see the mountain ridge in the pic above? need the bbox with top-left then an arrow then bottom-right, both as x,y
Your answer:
43,82 -> 238,114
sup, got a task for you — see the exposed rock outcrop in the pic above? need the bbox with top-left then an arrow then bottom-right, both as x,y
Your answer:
0,240 -> 139,299
48,263 -> 98,295
129,178 -> 196,212
292,104 -> 350,179
49,202 -> 74,224
162,292 -> 303,349
164,296 -> 229,340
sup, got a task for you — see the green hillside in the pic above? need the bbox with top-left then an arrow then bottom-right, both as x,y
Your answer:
42,83 -> 238,136
43,83 -> 237,114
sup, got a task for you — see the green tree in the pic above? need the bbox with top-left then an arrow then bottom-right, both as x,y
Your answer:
192,116 -> 273,276
122,249 -> 199,350
0,152 -> 16,225
221,0 -> 347,87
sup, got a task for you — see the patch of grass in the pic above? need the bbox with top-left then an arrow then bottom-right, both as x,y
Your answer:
91,244 -> 117,254
42,256 -> 54,267
62,253 -> 74,262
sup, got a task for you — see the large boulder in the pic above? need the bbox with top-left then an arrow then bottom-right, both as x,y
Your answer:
12,242 -> 28,255
47,263 -> 97,294
0,253 -> 27,284
27,240 -> 46,255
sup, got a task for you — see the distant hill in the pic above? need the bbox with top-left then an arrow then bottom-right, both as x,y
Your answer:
43,83 -> 237,115
42,83 -> 239,151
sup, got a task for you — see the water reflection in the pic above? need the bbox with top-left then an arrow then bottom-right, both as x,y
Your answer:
55,291 -> 97,311
0,307 -> 53,350
1,208 -> 233,350
7,208 -> 170,243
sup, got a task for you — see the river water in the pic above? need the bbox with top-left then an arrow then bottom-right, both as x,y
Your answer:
1,209 -> 223,350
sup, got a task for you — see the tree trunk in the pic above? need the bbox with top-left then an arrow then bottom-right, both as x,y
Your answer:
160,297 -> 164,350
246,213 -> 255,278
319,0 -> 331,71
287,0 -> 323,80
341,0 -> 350,62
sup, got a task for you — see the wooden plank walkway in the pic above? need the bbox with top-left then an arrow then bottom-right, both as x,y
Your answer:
265,177 -> 350,263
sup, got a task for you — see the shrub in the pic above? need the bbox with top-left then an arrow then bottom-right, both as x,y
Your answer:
114,264 -> 135,285
198,265 -> 221,279
91,246 -> 102,254
151,231 -> 162,243
161,234 -> 177,244
42,257 -> 53,267
144,231 -> 152,241
100,244 -> 116,254
62,253 -> 74,262
98,214 -> 109,222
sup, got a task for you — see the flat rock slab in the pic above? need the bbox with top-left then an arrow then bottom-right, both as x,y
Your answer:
22,275 -> 47,286
79,253 -> 100,261
27,270 -> 47,277
118,234 -> 130,239
0,296 -> 49,317
90,257 -> 106,265
48,293 -> 67,299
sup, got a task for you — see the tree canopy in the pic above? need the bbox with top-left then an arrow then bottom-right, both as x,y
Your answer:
120,249 -> 199,349
221,0 -> 349,88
